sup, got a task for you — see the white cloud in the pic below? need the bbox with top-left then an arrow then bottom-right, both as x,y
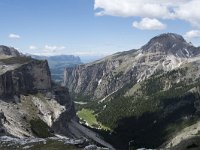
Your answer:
94,0 -> 200,28
26,44 -> 67,56
175,0 -> 200,27
8,33 -> 21,39
29,45 -> 37,50
44,45 -> 66,52
94,0 -> 176,18
132,18 -> 166,30
30,45 -> 66,56
184,30 -> 200,40
34,50 -> 115,57
71,51 -> 114,56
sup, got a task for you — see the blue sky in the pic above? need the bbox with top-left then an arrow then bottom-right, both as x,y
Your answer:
0,0 -> 200,60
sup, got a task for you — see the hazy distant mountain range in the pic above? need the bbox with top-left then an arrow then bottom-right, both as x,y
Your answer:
31,55 -> 82,82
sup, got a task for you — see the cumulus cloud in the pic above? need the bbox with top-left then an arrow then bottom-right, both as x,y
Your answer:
31,45 -> 66,56
44,45 -> 66,52
33,50 -> 114,57
94,0 -> 177,18
29,45 -> 37,50
71,51 -> 114,56
8,33 -> 21,39
132,18 -> 166,30
94,0 -> 200,28
184,30 -> 200,40
175,0 -> 200,27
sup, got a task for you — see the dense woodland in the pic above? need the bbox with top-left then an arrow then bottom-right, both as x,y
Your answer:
74,67 -> 200,149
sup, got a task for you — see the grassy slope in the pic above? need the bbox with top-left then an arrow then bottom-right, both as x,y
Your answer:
77,109 -> 97,126
0,56 -> 32,65
77,108 -> 109,130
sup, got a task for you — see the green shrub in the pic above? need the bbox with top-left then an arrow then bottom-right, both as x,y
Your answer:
0,56 -> 32,64
30,119 -> 52,138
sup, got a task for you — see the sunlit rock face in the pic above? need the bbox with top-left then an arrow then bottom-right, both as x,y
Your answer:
0,46 -> 76,138
63,33 -> 200,100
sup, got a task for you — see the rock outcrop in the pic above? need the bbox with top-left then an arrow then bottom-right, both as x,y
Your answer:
0,59 -> 51,99
0,46 -> 21,57
0,52 -> 76,137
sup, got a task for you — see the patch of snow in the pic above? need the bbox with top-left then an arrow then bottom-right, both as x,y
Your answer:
99,87 -> 122,103
98,79 -> 102,86
74,101 -> 87,105
23,145 -> 34,149
85,121 -> 90,127
137,148 -> 153,150
180,49 -> 186,58
184,48 -> 190,57
52,134 -> 84,145
171,34 -> 177,40
172,44 -> 176,48
135,53 -> 143,60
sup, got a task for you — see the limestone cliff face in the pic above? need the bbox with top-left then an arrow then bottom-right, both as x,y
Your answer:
51,85 -> 77,136
0,47 -> 114,149
64,59 -> 135,100
0,60 -> 51,99
0,49 -> 77,138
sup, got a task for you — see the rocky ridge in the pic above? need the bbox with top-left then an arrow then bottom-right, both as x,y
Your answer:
0,45 -> 21,57
64,33 -> 200,100
0,47 -> 76,138
0,46 -> 114,150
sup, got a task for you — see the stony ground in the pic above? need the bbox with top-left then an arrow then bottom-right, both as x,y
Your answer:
0,136 -> 82,150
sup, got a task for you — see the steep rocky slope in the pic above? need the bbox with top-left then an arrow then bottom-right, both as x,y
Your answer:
0,45 -> 21,57
64,33 -> 200,149
64,33 -> 200,100
0,46 -> 114,150
0,58 -> 51,99
0,48 -> 76,138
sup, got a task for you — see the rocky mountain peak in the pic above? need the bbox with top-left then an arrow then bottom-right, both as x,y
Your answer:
141,33 -> 199,58
151,33 -> 186,43
0,45 -> 21,57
